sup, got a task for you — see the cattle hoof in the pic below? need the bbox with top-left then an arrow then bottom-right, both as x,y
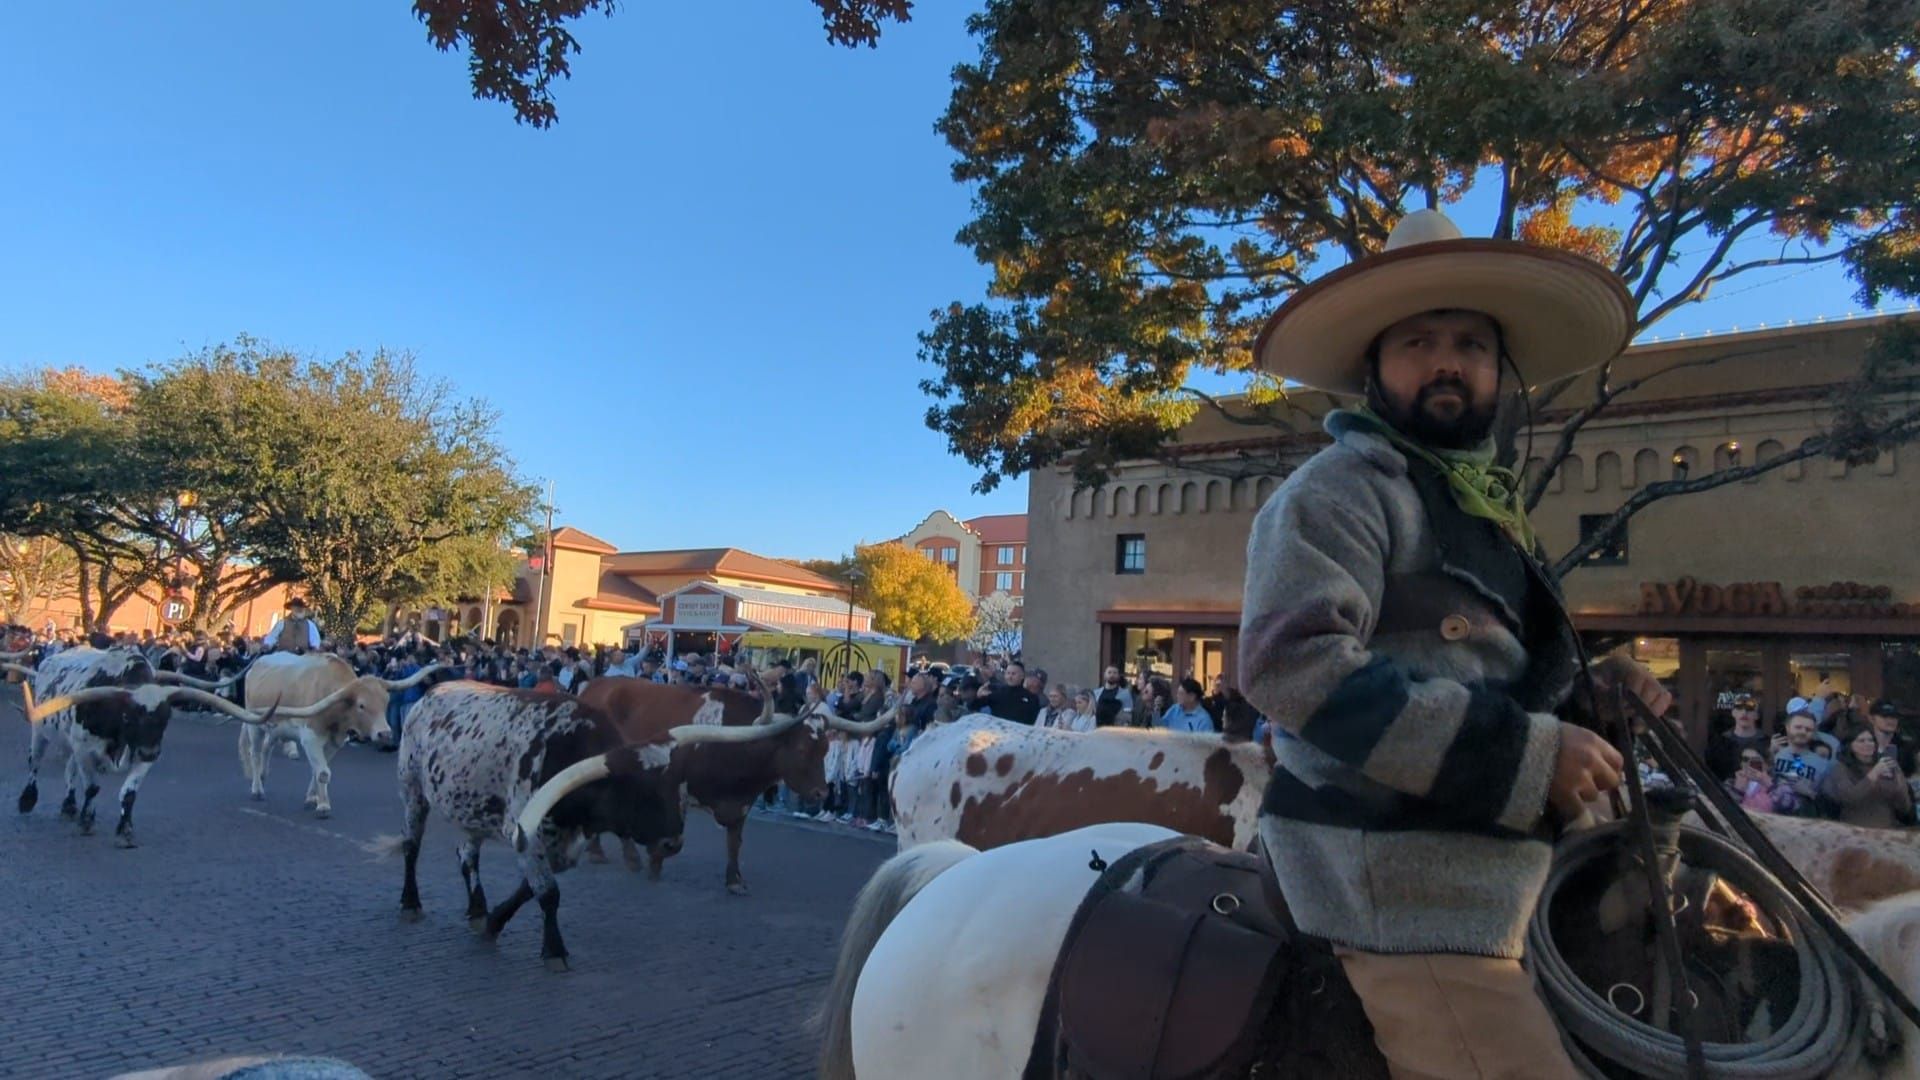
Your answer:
58,801 -> 76,821
399,907 -> 424,924
16,786 -> 35,814
313,807 -> 331,820
468,915 -> 489,933
726,881 -> 750,897
249,792 -> 265,802
543,955 -> 570,974
114,832 -> 137,849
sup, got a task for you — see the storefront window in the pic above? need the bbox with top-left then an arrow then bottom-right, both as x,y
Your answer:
1630,637 -> 1680,682
1882,642 -> 1920,714
1704,647 -> 1764,713
1787,650 -> 1853,703
1117,626 -> 1176,680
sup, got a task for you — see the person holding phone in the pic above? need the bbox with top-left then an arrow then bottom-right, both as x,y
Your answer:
1820,725 -> 1916,828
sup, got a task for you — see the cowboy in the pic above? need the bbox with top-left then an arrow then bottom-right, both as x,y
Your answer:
1240,209 -> 1672,1079
264,597 -> 322,654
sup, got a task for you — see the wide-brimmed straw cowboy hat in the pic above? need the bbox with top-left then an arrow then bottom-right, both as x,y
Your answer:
1254,209 -> 1635,395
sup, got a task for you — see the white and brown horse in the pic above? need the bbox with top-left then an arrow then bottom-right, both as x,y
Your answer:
818,822 -> 1920,1080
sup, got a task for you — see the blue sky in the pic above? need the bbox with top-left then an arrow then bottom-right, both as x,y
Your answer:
0,4 -> 1895,559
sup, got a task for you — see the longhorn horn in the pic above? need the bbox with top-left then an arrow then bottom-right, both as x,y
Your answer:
162,686 -> 281,726
380,664 -> 444,692
24,685 -> 130,723
153,669 -> 243,691
2,662 -> 36,681
259,681 -> 358,719
668,714 -> 804,745
0,650 -> 32,661
738,661 -> 775,725
7,667 -> 36,722
827,709 -> 896,737
511,754 -> 613,852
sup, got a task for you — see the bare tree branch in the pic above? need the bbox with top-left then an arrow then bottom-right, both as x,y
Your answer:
1551,405 -> 1920,577
1522,343 -> 1799,510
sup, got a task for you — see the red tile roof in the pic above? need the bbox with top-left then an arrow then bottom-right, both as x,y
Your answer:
964,513 -> 1028,545
549,526 -> 618,555
601,548 -> 848,593
575,572 -> 660,614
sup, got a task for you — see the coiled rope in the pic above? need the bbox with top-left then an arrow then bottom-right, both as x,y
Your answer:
1529,820 -> 1862,1079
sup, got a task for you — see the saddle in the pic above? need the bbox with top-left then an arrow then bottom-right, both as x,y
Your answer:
1025,837 -> 1389,1080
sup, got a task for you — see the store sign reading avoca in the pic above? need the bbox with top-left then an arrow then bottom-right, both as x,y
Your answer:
1639,578 -> 1914,618
674,593 -> 726,627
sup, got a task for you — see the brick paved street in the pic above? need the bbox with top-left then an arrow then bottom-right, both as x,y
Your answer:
0,688 -> 891,1080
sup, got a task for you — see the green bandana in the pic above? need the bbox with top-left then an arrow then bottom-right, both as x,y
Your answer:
1337,406 -> 1537,552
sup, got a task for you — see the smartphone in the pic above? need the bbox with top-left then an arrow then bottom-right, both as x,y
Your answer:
1879,745 -> 1900,764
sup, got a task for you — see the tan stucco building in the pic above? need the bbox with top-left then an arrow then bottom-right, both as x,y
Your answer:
471,526 -> 863,655
1024,314 -> 1920,740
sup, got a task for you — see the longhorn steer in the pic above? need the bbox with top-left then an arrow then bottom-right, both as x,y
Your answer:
5,649 -> 276,847
236,652 -> 439,818
393,681 -> 782,971
892,714 -> 1271,852
577,677 -> 889,893
897,716 -> 1920,914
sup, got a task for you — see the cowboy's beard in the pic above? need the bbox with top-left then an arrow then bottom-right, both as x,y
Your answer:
1369,376 -> 1500,451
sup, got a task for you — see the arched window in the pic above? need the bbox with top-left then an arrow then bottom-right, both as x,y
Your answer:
1631,448 -> 1662,488
1593,451 -> 1623,492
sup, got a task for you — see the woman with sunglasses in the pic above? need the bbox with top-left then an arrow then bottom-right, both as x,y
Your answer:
1726,748 -> 1793,814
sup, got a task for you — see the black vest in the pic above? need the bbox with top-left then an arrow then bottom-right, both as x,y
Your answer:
1398,457 -> 1578,714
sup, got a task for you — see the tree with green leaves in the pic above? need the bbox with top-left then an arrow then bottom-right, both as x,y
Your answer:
411,0 -> 914,126
142,342 -> 537,641
920,0 -> 1920,576
380,533 -> 522,627
0,369 -> 170,630
782,554 -> 857,588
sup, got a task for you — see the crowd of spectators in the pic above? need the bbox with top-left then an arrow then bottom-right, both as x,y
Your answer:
1705,688 -> 1918,829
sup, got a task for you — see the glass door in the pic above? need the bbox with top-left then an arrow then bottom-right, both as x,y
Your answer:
1187,635 -> 1227,688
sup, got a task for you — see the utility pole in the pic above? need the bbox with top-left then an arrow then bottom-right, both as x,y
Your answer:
531,480 -> 554,649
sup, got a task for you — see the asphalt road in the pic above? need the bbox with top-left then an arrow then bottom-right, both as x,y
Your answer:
0,685 -> 892,1079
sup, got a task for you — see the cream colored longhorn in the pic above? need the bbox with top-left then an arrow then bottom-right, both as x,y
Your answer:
510,718 -> 806,852
259,664 -> 445,719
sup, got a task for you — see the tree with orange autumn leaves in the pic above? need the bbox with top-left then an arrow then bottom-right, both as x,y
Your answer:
919,0 -> 1920,576
850,541 -> 976,644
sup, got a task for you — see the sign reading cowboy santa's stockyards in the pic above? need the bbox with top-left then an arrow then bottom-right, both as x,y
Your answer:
1639,578 -> 1914,618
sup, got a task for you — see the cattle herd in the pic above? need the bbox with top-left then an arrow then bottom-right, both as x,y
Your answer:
10,642 -> 1920,1002
1,643 -> 893,973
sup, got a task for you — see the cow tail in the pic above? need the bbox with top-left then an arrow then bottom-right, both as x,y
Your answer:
369,834 -> 410,859
814,840 -> 977,1080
